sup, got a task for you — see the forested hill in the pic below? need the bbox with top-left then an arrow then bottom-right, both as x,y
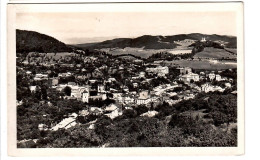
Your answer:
75,33 -> 237,50
16,29 -> 73,53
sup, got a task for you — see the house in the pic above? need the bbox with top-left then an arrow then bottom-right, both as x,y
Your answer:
118,96 -> 135,104
201,83 -> 225,93
58,72 -> 72,77
26,71 -> 32,74
179,73 -> 199,83
134,59 -> 144,65
208,73 -> 216,81
177,67 -> 192,75
183,93 -> 195,100
98,84 -> 105,93
139,72 -> 146,78
106,77 -> 116,83
231,90 -> 237,95
225,83 -> 232,88
112,93 -> 123,99
38,124 -> 48,131
118,66 -> 124,70
76,64 -> 82,68
89,107 -> 102,112
140,111 -> 158,118
70,86 -> 89,100
131,76 -> 139,80
200,71 -> 205,75
89,95 -> 104,101
136,90 -> 151,105
82,90 -> 89,103
123,86 -> 129,92
123,96 -> 135,104
34,73 -> 48,80
29,86 -> 37,93
153,60 -> 164,66
104,104 -> 122,119
79,110 -> 89,116
201,37 -> 206,42
84,57 -> 97,63
35,74 -> 43,78
105,103 -> 118,112
51,113 -> 78,131
146,66 -> 169,76
215,74 -> 222,81
133,83 -> 138,88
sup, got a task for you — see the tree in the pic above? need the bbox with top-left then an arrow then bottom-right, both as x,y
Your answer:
134,105 -> 149,116
63,86 -> 71,96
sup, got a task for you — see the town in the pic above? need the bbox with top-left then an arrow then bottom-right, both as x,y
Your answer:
16,43 -> 237,147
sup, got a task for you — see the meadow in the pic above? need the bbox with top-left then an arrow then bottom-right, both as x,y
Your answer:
166,59 -> 237,70
193,47 -> 236,59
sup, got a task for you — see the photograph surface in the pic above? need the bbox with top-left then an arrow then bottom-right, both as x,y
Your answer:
7,2 -> 244,156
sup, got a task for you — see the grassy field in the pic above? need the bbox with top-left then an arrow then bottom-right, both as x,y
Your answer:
100,47 -> 164,58
166,59 -> 237,70
193,47 -> 236,59
225,48 -> 237,54
100,47 -> 194,58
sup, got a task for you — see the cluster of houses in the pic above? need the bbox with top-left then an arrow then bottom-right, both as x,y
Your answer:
146,65 -> 169,77
178,67 -> 228,83
27,64 -> 233,109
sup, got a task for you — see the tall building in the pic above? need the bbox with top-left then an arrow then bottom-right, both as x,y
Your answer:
82,90 -> 90,103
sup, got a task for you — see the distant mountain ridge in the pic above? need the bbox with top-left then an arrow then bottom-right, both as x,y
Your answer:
74,33 -> 237,50
16,30 -> 237,54
16,29 -> 72,53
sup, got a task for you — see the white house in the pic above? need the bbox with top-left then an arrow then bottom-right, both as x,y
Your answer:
104,104 -> 122,119
133,83 -> 138,88
140,111 -> 158,118
146,66 -> 169,76
225,83 -> 232,88
139,72 -> 146,78
208,73 -> 216,81
136,90 -> 151,105
26,71 -> 32,74
201,83 -> 225,93
29,86 -> 37,93
201,37 -> 206,42
82,91 -> 89,103
179,73 -> 199,83
215,74 -> 222,81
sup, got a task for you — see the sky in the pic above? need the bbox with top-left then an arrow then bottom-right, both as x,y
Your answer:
16,12 -> 236,44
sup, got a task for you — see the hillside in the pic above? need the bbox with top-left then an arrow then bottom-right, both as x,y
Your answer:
16,29 -> 72,53
75,33 -> 237,50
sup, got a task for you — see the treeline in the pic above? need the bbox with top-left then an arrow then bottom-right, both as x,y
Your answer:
113,54 -> 143,60
189,40 -> 224,54
16,29 -> 72,53
148,51 -> 195,60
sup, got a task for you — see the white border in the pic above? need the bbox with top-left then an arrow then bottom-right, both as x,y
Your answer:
1,0 -> 244,158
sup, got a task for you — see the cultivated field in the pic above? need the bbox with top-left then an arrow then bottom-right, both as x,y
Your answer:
100,47 -> 193,58
166,59 -> 237,70
225,48 -> 237,54
193,47 -> 236,59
